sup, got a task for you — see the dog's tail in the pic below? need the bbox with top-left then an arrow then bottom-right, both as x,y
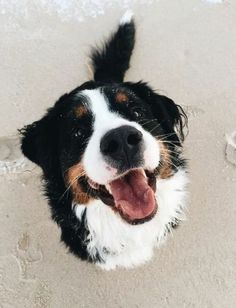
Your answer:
90,10 -> 135,83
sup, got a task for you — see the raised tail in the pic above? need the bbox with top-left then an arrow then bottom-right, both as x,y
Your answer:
90,11 -> 135,83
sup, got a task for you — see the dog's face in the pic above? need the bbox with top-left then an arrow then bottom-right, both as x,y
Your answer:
21,81 -> 185,225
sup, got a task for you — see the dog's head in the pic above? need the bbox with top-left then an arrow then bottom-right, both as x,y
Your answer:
21,81 -> 186,225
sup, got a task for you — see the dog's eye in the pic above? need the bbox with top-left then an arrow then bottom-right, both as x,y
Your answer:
132,108 -> 144,119
74,130 -> 83,138
133,111 -> 141,118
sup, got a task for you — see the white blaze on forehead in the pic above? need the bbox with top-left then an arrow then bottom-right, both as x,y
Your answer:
81,89 -> 128,132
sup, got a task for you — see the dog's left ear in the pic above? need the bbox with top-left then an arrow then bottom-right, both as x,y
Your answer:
125,82 -> 187,144
150,92 -> 187,144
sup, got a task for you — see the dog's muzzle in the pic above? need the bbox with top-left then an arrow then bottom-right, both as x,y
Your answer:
100,125 -> 144,172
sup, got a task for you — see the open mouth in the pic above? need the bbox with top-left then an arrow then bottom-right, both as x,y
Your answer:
88,169 -> 157,225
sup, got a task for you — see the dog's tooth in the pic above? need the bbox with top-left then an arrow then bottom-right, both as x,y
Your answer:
140,168 -> 147,179
106,184 -> 112,194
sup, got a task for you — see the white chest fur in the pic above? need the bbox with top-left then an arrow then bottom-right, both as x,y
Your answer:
74,169 -> 188,270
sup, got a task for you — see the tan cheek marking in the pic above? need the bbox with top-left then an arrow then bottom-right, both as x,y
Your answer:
116,92 -> 128,103
66,163 -> 92,204
75,105 -> 87,117
157,141 -> 173,179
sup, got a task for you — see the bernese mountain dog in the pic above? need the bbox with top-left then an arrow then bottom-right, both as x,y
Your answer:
20,11 -> 188,270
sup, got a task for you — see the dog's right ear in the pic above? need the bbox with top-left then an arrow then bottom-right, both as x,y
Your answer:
20,94 -> 68,171
21,115 -> 55,169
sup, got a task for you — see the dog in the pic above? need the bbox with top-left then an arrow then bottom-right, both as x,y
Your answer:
20,11 -> 188,270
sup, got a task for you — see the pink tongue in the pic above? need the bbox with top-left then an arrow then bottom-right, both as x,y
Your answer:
109,169 -> 156,220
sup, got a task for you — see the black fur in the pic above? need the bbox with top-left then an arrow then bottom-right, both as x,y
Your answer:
123,82 -> 187,145
20,18 -> 187,263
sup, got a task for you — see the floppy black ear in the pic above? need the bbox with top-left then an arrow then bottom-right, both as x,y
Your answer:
20,115 -> 56,171
20,94 -> 68,171
149,93 -> 187,143
125,82 -> 187,144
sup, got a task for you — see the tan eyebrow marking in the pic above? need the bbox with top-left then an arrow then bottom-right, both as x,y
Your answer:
75,105 -> 87,118
115,92 -> 129,103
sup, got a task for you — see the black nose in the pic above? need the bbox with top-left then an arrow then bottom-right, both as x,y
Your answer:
100,125 -> 143,168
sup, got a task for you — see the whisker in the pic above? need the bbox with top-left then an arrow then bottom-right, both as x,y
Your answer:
165,154 -> 181,164
62,164 -> 84,177
157,132 -> 177,139
159,146 -> 182,156
63,165 -> 73,177
59,172 -> 86,201
149,123 -> 161,134
160,150 -> 181,168
137,118 -> 157,127
159,139 -> 182,148
161,158 -> 179,170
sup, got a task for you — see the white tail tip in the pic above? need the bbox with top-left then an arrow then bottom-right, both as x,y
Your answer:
120,10 -> 134,25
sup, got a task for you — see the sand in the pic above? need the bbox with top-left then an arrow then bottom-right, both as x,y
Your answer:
0,0 -> 236,307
